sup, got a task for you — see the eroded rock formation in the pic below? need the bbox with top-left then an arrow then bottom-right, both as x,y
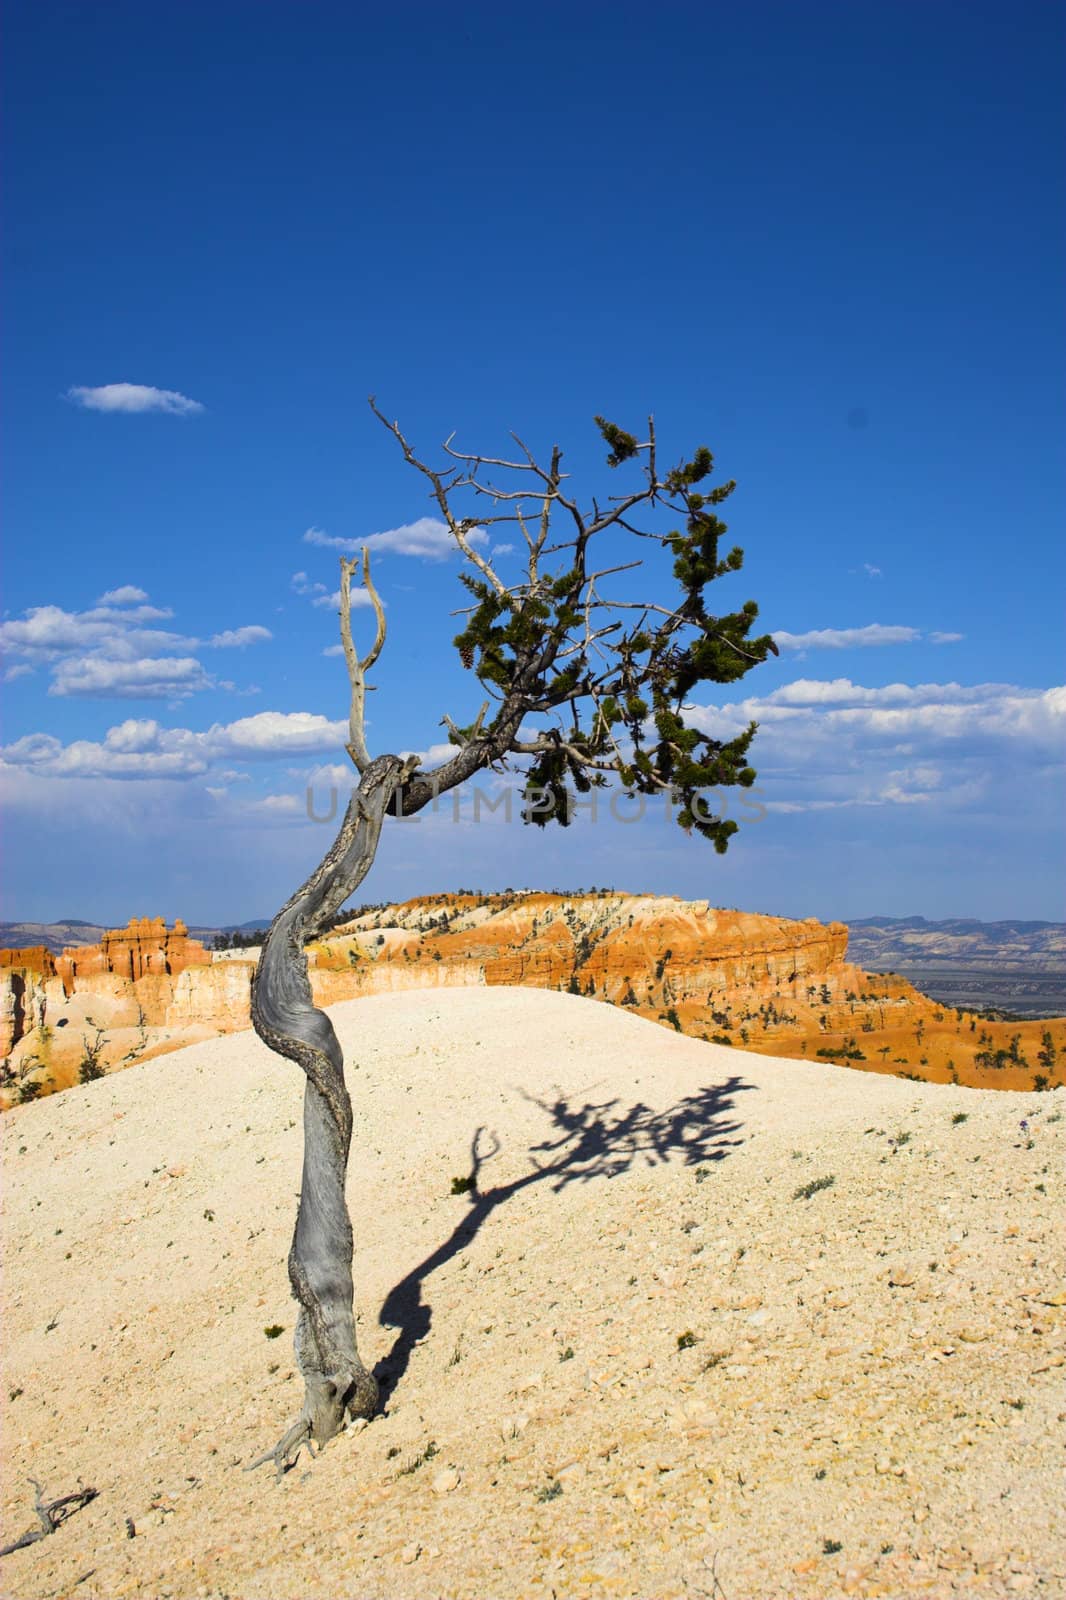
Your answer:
0,919 -> 249,1107
55,917 -> 210,993
2,894 -> 1062,1108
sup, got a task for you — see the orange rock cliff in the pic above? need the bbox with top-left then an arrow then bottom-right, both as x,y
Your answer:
2,895 -> 1062,1108
54,916 -> 209,992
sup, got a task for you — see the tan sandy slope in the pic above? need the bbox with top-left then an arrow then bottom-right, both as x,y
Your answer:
2,988 -> 1063,1599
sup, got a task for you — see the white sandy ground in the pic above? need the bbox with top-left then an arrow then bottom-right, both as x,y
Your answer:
1,987 -> 1063,1600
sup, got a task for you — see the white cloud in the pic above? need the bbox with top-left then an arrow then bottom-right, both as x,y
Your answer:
305,762 -> 356,786
755,678 -> 1008,710
208,626 -> 272,648
491,542 -> 516,556
66,383 -> 204,416
249,794 -> 303,815
862,564 -> 882,579
199,711 -> 349,758
772,624 -> 920,650
772,624 -> 966,652
103,719 -> 162,752
216,680 -> 262,697
0,603 -> 179,660
1,709 -> 350,782
3,663 -> 33,682
682,680 -> 1065,816
0,731 -> 208,780
322,643 -> 345,657
89,604 -> 176,625
687,680 -> 1065,742
401,741 -> 460,769
0,595 -> 269,700
291,572 -> 327,597
311,588 -> 376,609
49,655 -> 212,700
304,517 -> 489,561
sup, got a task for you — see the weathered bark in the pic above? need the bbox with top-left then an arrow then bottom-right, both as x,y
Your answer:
249,753 -> 411,1472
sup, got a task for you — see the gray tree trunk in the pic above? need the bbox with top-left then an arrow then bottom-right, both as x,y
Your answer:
249,754 -> 407,1470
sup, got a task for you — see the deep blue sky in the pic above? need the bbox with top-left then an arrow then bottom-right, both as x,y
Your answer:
2,1 -> 1063,924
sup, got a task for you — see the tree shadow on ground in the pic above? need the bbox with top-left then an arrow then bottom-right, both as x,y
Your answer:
373,1073 -> 753,1404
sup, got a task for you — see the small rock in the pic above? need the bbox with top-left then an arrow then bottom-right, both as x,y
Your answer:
889,1266 -> 916,1287
430,1466 -> 460,1495
400,1542 -> 420,1565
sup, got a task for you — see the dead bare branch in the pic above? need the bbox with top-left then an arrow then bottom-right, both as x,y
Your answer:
369,397 -> 509,597
440,701 -> 490,746
340,556 -> 373,773
0,1479 -> 98,1557
359,550 -> 387,672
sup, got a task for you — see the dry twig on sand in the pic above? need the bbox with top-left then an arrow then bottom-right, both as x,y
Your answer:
0,1478 -> 98,1558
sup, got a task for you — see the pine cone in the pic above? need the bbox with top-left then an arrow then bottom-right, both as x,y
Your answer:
459,642 -> 474,670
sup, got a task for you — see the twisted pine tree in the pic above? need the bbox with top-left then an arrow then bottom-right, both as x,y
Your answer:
248,401 -> 777,1472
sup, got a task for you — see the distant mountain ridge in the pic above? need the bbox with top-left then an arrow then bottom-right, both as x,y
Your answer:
847,916 -> 1066,1018
0,918 -> 271,955
5,911 -> 1062,953
852,915 -> 1062,936
847,915 -> 1065,965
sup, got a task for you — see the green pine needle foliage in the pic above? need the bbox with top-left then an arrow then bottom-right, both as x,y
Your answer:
440,415 -> 777,848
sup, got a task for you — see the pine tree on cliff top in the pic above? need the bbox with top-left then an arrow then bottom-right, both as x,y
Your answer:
248,401 -> 777,1472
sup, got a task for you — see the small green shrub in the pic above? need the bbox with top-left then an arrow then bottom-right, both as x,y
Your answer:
397,1440 -> 438,1476
78,1026 -> 108,1084
793,1174 -> 835,1201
